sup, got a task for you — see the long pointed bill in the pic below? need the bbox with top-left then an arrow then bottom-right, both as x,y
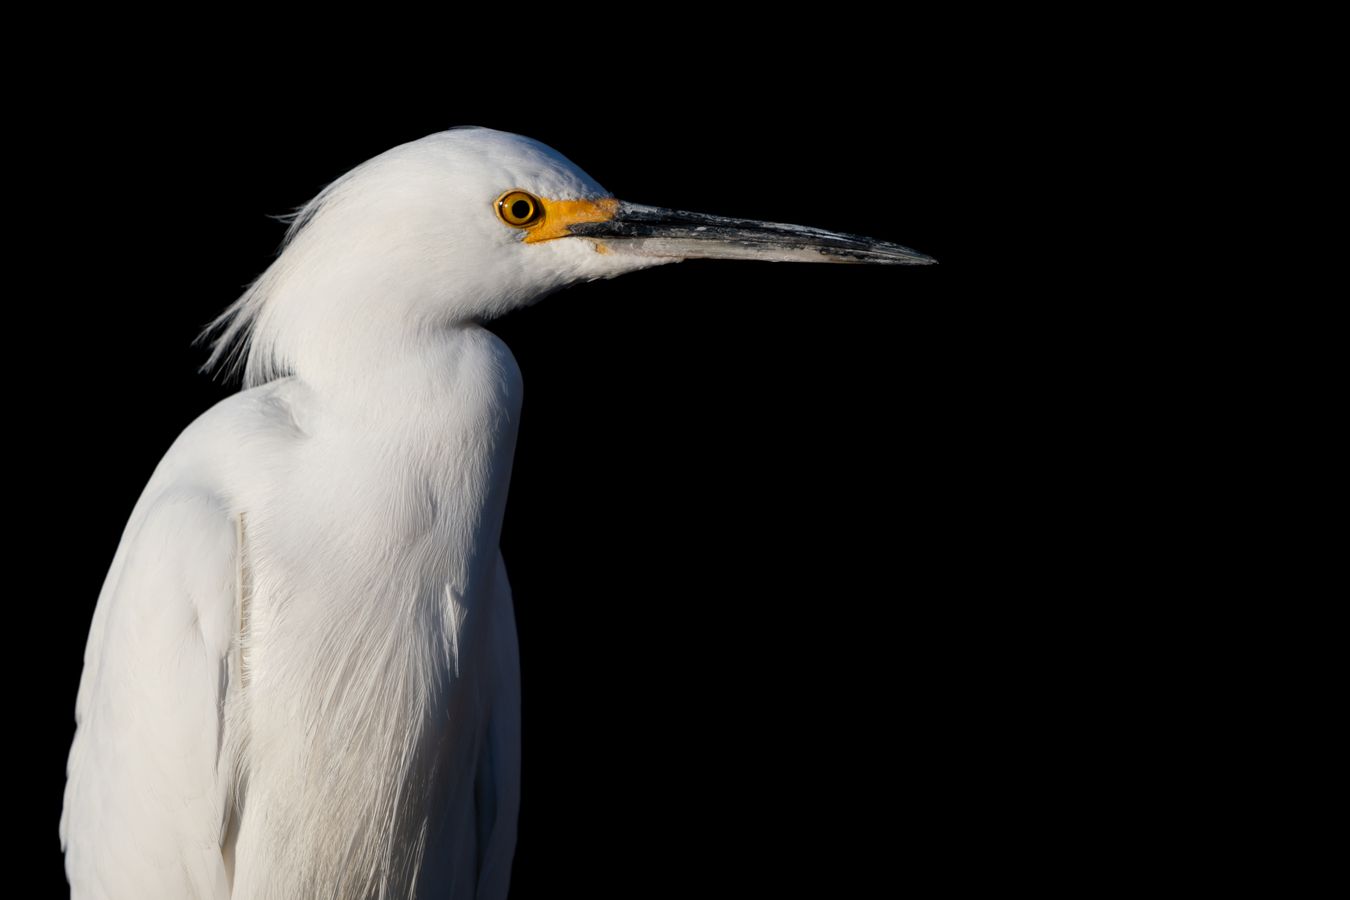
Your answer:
567,201 -> 935,265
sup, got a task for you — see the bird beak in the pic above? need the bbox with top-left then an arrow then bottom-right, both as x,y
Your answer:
565,201 -> 935,265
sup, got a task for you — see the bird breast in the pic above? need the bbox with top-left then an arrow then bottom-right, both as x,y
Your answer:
223,326 -> 523,898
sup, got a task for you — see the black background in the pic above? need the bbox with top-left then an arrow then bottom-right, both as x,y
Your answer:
17,52 -> 1098,898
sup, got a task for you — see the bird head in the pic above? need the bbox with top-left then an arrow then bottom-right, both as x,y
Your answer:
203,127 -> 932,388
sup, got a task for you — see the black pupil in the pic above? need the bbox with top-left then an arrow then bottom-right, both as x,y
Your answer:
511,199 -> 532,220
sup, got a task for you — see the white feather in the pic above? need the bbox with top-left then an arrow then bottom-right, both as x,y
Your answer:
62,127 -> 648,899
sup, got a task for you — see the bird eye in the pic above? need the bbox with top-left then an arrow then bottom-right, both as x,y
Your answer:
496,190 -> 544,228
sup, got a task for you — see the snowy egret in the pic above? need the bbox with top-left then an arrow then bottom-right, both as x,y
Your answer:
61,127 -> 933,899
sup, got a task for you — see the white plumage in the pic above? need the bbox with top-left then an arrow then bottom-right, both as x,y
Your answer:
61,127 -> 931,899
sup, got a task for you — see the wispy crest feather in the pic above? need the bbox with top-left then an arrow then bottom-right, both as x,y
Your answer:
197,161 -> 369,387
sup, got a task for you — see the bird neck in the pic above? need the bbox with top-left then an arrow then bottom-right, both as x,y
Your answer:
293,323 -> 487,413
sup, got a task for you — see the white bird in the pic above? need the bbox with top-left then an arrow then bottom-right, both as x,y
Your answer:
60,127 -> 932,900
